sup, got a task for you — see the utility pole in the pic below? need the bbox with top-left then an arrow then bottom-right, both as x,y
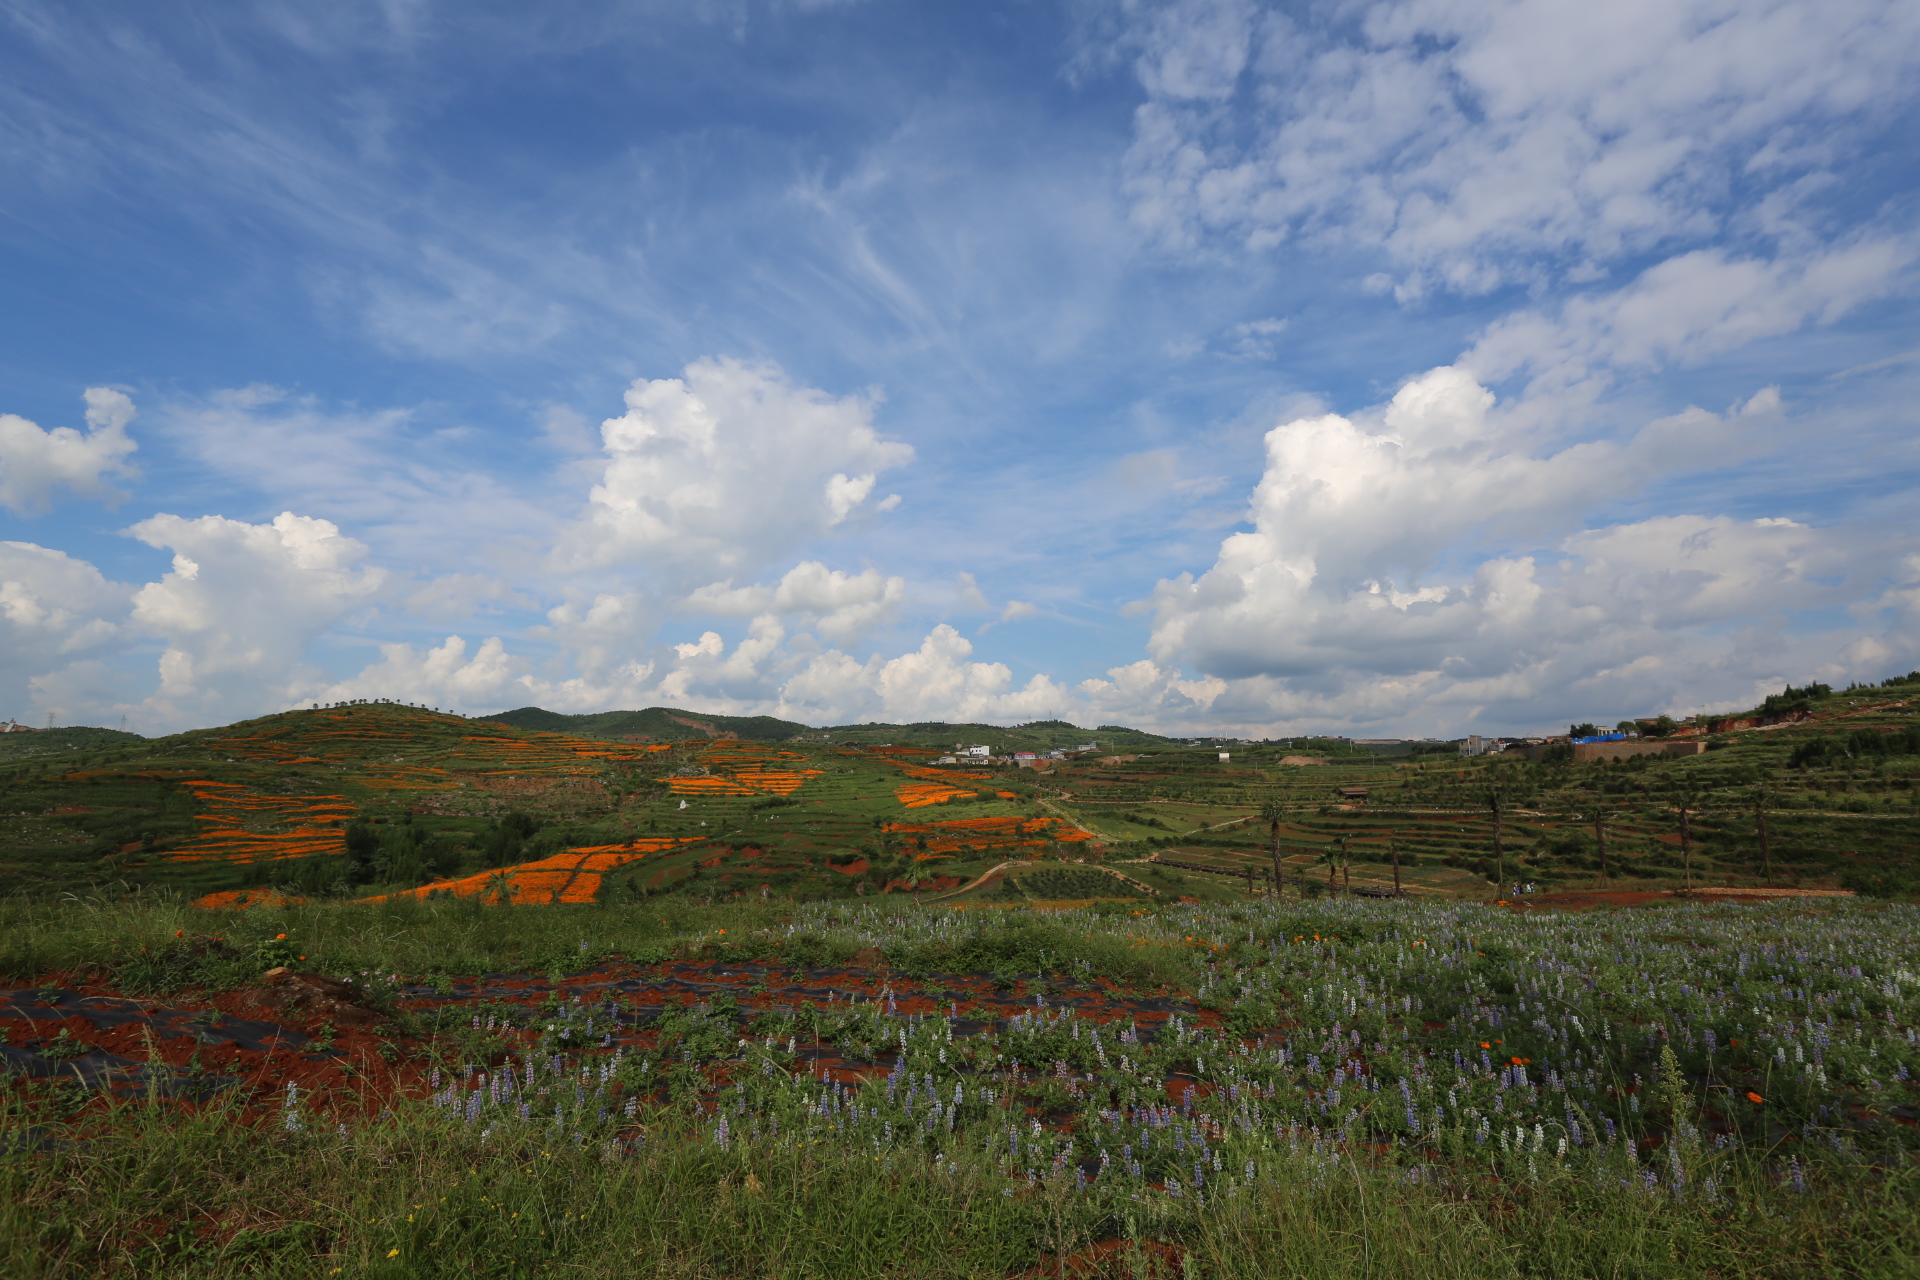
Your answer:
1756,789 -> 1773,886
1391,840 -> 1402,897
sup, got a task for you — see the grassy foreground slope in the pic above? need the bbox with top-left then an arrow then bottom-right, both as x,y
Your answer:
2,891 -> 1917,1278
0,680 -> 1917,1278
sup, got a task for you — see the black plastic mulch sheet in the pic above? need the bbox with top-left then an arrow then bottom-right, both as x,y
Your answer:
0,988 -> 333,1099
392,960 -> 1194,1078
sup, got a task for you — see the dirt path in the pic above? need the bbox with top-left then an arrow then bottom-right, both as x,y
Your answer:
923,860 -> 1162,902
923,859 -> 1033,900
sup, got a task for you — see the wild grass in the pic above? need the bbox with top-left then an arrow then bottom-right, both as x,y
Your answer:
0,891 -> 1204,993
5,1087 -> 1914,1279
4,893 -> 1918,1277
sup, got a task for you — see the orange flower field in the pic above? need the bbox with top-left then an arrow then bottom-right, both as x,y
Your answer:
884,814 -> 1095,852
669,742 -> 824,797
896,763 -> 991,783
894,782 -> 979,808
165,780 -> 358,865
363,837 -> 699,905
450,731 -> 673,773
357,765 -> 465,792
191,888 -> 308,910
668,775 -> 760,796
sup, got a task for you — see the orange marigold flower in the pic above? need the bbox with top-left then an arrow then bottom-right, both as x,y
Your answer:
1747,1091 -> 1764,1104
1480,1042 -> 1491,1049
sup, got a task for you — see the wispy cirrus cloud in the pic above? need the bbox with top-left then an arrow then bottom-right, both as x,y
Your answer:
2,0 -> 1918,739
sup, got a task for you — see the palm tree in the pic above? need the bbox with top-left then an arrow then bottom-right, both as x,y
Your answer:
1483,782 -> 1507,894
1673,786 -> 1701,892
1258,799 -> 1286,897
1593,807 -> 1610,882
1754,786 -> 1773,885
482,870 -> 513,906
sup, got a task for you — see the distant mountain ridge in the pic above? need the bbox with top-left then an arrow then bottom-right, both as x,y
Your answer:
480,706 -> 1186,752
480,706 -> 809,742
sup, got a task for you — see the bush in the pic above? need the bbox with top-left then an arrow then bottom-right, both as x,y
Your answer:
1838,866 -> 1917,898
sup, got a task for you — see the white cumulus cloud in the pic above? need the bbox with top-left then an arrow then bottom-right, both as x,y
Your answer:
129,511 -> 386,721
681,561 -> 904,644
301,635 -> 523,708
1132,369 -> 1916,732
0,542 -> 134,719
775,624 -> 1075,724
0,388 -> 139,515
565,357 -> 913,586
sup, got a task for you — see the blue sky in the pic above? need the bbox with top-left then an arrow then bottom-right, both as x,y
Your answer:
3,0 -> 1918,738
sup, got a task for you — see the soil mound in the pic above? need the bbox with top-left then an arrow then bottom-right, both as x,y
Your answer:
243,969 -> 386,1029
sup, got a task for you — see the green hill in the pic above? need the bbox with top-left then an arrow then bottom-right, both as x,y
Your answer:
0,667 -> 1914,904
0,725 -> 147,760
477,707 -> 1182,753
480,706 -> 810,742
816,720 -> 1177,752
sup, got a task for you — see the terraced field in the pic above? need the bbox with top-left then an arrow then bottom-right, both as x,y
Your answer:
1,680 -> 1916,911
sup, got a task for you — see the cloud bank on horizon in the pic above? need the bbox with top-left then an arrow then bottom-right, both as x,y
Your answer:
1,0 -> 1917,738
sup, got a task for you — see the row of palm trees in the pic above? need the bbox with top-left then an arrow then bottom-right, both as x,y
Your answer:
1255,781 -> 1780,899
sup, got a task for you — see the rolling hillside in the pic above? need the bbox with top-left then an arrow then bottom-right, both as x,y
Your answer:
0,674 -> 1914,905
